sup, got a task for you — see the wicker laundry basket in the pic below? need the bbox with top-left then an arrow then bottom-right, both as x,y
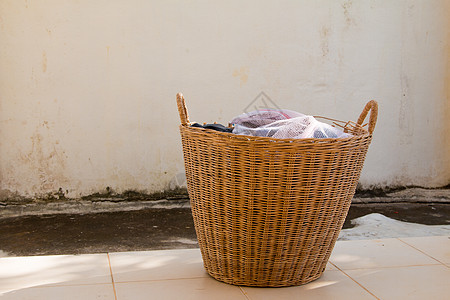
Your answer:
176,93 -> 378,287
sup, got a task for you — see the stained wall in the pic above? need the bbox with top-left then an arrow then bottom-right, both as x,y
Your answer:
0,0 -> 448,199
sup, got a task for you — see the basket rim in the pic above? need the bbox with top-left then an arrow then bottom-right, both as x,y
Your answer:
180,123 -> 372,144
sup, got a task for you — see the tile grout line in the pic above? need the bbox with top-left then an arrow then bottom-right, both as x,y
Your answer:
107,253 -> 118,300
396,238 -> 449,268
328,263 -> 441,271
329,262 -> 380,300
112,276 -> 208,284
238,286 -> 251,300
23,282 -> 114,289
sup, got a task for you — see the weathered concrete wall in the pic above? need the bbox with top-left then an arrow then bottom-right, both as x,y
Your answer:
0,0 -> 449,199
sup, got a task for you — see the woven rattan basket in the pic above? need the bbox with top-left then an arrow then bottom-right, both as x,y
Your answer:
176,93 -> 378,287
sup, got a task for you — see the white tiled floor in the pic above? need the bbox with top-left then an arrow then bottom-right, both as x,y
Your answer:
0,236 -> 449,300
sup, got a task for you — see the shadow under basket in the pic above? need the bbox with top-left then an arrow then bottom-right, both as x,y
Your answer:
176,93 -> 378,287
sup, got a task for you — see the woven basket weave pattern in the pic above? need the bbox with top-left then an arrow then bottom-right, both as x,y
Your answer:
177,94 -> 377,287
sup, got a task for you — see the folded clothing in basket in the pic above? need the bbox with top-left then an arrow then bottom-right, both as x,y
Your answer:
231,109 -> 351,139
191,122 -> 233,133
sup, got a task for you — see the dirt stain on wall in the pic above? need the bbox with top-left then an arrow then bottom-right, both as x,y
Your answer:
232,67 -> 248,86
320,26 -> 330,57
42,51 -> 47,73
342,0 -> 355,26
19,121 -> 69,196
443,0 -> 450,183
106,46 -> 110,63
398,73 -> 414,143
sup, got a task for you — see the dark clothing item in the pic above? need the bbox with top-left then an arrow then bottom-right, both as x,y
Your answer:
191,123 -> 233,133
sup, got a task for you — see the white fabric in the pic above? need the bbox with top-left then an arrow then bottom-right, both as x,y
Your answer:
230,109 -> 304,128
232,115 -> 351,139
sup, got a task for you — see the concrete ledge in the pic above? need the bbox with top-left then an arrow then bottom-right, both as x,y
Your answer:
0,188 -> 448,219
352,187 -> 450,204
0,199 -> 190,219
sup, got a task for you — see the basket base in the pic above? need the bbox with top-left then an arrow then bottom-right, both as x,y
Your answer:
205,268 -> 325,287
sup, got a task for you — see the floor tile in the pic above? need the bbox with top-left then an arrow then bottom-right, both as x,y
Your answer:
329,238 -> 438,270
115,277 -> 247,300
0,254 -> 112,294
0,283 -> 115,300
241,270 -> 376,300
346,265 -> 450,300
109,248 -> 208,282
399,236 -> 450,264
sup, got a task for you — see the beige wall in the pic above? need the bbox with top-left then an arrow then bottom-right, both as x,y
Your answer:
0,0 -> 449,199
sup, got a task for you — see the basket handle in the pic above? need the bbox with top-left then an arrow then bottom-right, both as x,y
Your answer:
356,100 -> 378,134
176,93 -> 190,125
